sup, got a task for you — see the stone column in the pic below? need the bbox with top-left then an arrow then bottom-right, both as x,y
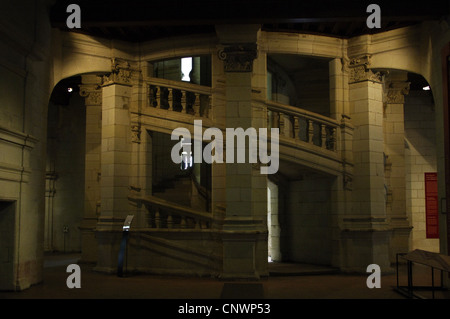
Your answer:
95,59 -> 133,272
79,74 -> 102,263
216,25 -> 268,279
383,71 -> 412,262
342,55 -> 392,272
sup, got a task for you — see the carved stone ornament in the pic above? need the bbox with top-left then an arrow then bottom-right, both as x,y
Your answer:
385,81 -> 410,104
79,85 -> 102,105
343,174 -> 353,191
102,58 -> 134,86
348,55 -> 383,84
218,44 -> 258,72
131,124 -> 141,143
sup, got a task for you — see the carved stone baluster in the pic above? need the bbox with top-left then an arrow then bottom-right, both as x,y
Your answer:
155,86 -> 161,108
273,111 -> 280,129
180,216 -> 187,228
155,208 -> 161,229
279,113 -> 285,137
308,119 -> 314,144
168,88 -> 173,111
181,90 -> 187,113
147,84 -> 155,106
195,219 -> 200,229
321,124 -> 327,148
167,213 -> 173,229
331,127 -> 337,151
294,116 -> 300,140
194,93 -> 200,116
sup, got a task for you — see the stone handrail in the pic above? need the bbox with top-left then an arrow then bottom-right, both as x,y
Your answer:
128,192 -> 213,230
266,100 -> 338,152
146,77 -> 212,118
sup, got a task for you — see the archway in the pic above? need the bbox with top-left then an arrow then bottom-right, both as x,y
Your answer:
44,76 -> 85,254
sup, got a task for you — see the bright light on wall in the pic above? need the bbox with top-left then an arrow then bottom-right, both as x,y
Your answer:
181,57 -> 192,82
423,85 -> 431,91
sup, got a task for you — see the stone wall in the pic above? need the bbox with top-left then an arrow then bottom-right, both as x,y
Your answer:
285,174 -> 333,265
46,91 -> 85,253
0,0 -> 53,290
405,90 -> 439,252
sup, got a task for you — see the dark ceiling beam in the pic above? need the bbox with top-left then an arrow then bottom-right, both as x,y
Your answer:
50,0 -> 449,28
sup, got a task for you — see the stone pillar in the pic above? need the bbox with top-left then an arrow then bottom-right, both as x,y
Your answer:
329,58 -> 354,267
383,71 -> 412,262
79,74 -> 102,263
216,25 -> 268,279
342,55 -> 392,272
95,59 -> 133,272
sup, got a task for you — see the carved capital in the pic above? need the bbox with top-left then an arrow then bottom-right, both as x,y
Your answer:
79,84 -> 102,105
102,58 -> 135,86
131,124 -> 141,143
385,81 -> 410,104
348,55 -> 383,84
218,44 -> 258,72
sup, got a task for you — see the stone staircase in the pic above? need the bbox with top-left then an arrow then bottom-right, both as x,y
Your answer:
152,175 -> 192,207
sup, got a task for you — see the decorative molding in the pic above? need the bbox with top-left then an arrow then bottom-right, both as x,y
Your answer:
218,44 -> 258,72
79,84 -> 102,105
343,174 -> 353,191
385,81 -> 410,104
131,124 -> 141,143
102,58 -> 135,86
0,125 -> 38,149
347,55 -> 383,84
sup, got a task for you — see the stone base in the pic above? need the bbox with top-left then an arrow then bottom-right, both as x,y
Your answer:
340,229 -> 393,274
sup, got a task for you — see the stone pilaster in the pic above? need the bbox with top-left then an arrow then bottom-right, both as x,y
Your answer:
216,25 -> 268,279
95,59 -> 134,272
383,71 -> 412,262
341,54 -> 392,272
79,74 -> 102,263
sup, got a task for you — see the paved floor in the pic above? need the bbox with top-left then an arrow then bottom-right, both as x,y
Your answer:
1,253 -> 448,301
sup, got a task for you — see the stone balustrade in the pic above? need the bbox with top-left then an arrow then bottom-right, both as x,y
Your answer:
128,193 -> 213,230
266,100 -> 338,152
147,77 -> 212,118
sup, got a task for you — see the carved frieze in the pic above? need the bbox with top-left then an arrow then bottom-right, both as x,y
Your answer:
218,44 -> 258,72
102,58 -> 134,86
131,124 -> 141,143
343,174 -> 353,191
347,55 -> 383,84
79,84 -> 102,105
385,81 -> 410,104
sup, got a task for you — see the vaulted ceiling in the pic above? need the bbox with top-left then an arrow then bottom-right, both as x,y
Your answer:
50,0 -> 449,42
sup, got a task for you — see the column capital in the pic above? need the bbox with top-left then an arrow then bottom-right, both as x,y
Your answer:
346,55 -> 383,84
101,58 -> 137,86
218,44 -> 258,72
384,79 -> 410,104
79,83 -> 102,106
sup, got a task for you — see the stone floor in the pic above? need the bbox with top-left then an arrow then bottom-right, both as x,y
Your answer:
2,253 -> 448,318
1,253 -> 449,300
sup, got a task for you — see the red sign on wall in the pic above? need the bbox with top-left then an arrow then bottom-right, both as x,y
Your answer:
425,172 -> 439,238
